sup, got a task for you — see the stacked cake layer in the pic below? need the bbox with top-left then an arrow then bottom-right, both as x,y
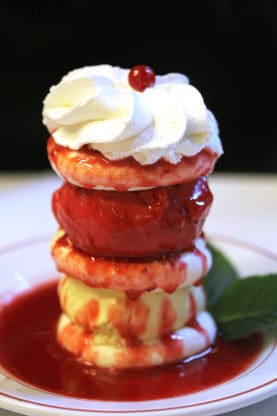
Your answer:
49,169 -> 217,368
43,64 -> 223,369
52,234 -> 216,368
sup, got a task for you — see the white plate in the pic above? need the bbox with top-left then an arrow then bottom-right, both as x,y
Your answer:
0,235 -> 276,416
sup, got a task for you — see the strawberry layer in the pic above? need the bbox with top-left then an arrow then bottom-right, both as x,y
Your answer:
47,136 -> 219,191
52,177 -> 212,258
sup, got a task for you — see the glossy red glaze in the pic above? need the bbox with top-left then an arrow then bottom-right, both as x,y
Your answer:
107,299 -> 150,339
0,281 -> 264,401
52,177 -> 213,257
75,298 -> 100,330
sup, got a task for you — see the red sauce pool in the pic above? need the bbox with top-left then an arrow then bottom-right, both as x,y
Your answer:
0,280 -> 264,401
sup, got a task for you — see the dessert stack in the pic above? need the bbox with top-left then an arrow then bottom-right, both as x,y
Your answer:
43,64 -> 223,369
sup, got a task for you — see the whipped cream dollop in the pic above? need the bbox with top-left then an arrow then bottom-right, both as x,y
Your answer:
43,64 -> 223,165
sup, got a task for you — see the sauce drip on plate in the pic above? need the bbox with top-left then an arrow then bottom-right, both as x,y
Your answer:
0,280 -> 263,401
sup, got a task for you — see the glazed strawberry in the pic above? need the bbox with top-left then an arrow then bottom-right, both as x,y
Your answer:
52,177 -> 212,258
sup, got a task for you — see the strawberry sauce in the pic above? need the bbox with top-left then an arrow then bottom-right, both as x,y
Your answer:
0,280 -> 264,401
52,177 -> 213,258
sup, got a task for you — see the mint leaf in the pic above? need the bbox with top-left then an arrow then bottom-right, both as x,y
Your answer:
203,243 -> 277,340
214,314 -> 277,340
204,242 -> 239,307
210,274 -> 277,340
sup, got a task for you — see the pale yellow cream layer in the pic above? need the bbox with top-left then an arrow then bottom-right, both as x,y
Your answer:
58,275 -> 206,341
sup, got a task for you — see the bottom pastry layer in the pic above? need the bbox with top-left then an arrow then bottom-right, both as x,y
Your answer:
56,311 -> 217,369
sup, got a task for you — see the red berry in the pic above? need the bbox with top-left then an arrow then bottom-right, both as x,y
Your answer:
128,65 -> 156,92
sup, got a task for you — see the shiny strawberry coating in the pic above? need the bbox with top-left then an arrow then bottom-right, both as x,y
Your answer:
52,177 -> 213,258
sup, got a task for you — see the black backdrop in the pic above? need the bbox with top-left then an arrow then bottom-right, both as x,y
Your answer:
0,0 -> 276,172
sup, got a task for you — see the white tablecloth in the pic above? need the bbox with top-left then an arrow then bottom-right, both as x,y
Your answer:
0,171 -> 276,416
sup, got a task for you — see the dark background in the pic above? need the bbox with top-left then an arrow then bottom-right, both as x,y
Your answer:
0,0 -> 276,173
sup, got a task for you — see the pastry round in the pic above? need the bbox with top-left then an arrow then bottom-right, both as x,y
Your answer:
47,136 -> 219,191
57,311 -> 217,369
51,231 -> 212,295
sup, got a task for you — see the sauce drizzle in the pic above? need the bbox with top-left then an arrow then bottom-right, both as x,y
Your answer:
0,280 -> 264,401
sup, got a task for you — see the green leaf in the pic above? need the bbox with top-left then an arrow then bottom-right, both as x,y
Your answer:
215,314 -> 277,340
210,274 -> 277,340
203,242 -> 239,308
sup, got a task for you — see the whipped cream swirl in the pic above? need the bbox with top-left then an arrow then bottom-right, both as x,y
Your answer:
43,65 -> 223,165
